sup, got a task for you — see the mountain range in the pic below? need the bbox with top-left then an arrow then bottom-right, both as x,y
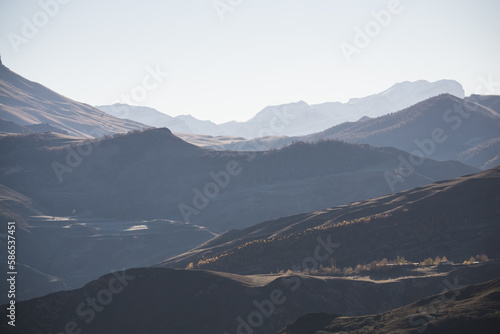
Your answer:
0,121 -> 479,303
3,263 -> 499,334
159,166 -> 500,273
96,79 -> 465,138
1,57 -> 499,334
3,166 -> 499,333
192,94 -> 500,170
0,128 -> 478,232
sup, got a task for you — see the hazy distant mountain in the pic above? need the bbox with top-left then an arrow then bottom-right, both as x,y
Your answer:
0,128 -> 477,232
218,100 -> 332,137
97,79 -> 465,138
313,79 -> 465,124
160,166 -> 500,273
176,114 -> 222,134
96,104 -> 222,135
0,61 -> 146,138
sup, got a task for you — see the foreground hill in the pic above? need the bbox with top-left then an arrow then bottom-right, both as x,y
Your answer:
2,262 -> 499,334
159,166 -> 500,273
278,277 -> 500,334
0,60 -> 146,138
0,128 -> 477,231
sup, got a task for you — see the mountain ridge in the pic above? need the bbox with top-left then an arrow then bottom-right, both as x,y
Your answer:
0,63 -> 147,138
158,166 -> 500,273
197,94 -> 500,170
96,79 -> 465,138
0,127 -> 478,231
3,262 -> 499,334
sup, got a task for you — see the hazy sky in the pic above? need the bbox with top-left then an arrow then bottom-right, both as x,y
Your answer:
1,0 -> 499,123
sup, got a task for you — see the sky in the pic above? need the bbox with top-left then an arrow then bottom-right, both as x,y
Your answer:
1,0 -> 499,124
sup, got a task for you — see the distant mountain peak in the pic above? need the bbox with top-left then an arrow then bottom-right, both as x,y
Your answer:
98,80 -> 467,138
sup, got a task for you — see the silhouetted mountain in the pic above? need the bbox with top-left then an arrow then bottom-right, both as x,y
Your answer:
0,128 -> 478,232
97,80 -> 465,138
278,277 -> 500,334
0,63 -> 146,138
306,94 -> 500,167
219,100 -> 332,137
159,167 -> 500,274
3,262 -> 499,334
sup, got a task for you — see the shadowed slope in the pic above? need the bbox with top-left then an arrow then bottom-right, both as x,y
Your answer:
278,277 -> 500,334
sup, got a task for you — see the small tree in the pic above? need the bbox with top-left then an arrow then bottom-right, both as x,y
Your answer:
355,264 -> 367,273
344,267 -> 354,275
420,257 -> 434,266
476,254 -> 489,262
379,258 -> 389,266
